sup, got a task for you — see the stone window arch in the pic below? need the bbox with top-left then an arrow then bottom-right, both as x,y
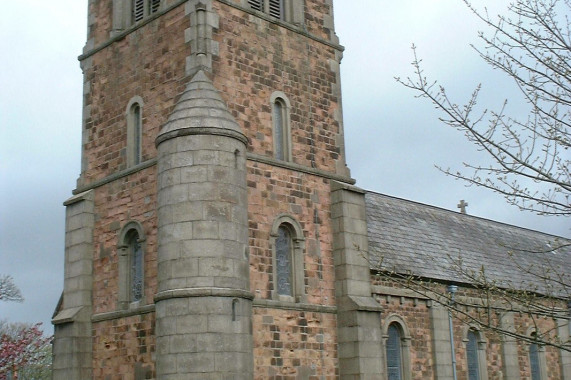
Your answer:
117,221 -> 146,309
528,330 -> 547,380
382,315 -> 411,380
270,214 -> 305,303
270,91 -> 292,162
463,327 -> 488,380
126,96 -> 144,167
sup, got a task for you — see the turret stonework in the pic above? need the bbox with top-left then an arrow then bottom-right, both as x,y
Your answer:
155,70 -> 253,378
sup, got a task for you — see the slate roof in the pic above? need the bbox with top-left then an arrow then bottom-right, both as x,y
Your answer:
365,191 -> 571,297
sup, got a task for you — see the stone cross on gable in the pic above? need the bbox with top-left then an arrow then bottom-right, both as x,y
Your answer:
457,200 -> 469,214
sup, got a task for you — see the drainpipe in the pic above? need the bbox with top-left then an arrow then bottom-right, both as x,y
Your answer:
447,285 -> 458,380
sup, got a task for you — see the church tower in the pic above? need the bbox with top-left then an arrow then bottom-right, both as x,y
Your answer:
52,0 -> 383,378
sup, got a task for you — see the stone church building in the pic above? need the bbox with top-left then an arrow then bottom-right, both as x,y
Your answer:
51,0 -> 571,378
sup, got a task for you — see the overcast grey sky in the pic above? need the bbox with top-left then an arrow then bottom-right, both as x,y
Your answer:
0,0 -> 568,331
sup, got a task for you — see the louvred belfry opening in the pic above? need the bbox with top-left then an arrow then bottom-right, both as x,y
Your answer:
268,0 -> 283,19
248,0 -> 263,12
247,0 -> 284,20
133,0 -> 160,23
133,0 -> 144,22
150,0 -> 160,14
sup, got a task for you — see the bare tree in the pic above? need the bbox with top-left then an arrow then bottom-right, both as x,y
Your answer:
0,276 -> 23,303
397,0 -> 570,216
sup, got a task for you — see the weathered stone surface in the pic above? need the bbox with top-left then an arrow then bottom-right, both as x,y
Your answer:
53,192 -> 95,379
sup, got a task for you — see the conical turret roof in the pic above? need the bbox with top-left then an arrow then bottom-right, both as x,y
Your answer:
156,70 -> 246,146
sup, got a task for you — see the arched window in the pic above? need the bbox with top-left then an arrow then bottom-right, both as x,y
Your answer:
126,97 -> 144,167
463,327 -> 488,380
118,221 -> 146,309
271,215 -> 305,302
131,103 -> 142,165
529,332 -> 542,380
467,330 -> 480,380
382,316 -> 411,380
273,99 -> 286,160
386,323 -> 403,380
270,92 -> 291,162
127,230 -> 143,302
275,225 -> 293,296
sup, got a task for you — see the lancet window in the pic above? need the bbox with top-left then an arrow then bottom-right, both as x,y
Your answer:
275,225 -> 293,296
386,323 -> 403,380
467,330 -> 480,380
126,97 -> 144,167
128,230 -> 143,302
270,92 -> 291,162
382,316 -> 412,380
529,332 -> 542,380
271,215 -> 305,302
117,221 -> 146,309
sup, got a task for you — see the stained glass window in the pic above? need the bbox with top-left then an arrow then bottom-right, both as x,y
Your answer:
129,232 -> 143,302
275,226 -> 292,296
386,323 -> 403,380
467,330 -> 480,380
530,333 -> 541,380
